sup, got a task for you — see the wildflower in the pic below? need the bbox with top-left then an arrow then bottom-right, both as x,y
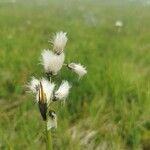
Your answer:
27,31 -> 87,148
68,63 -> 87,78
115,20 -> 123,28
28,78 -> 55,120
40,78 -> 55,104
41,49 -> 65,75
54,81 -> 71,101
38,80 -> 55,120
52,32 -> 68,55
47,110 -> 57,130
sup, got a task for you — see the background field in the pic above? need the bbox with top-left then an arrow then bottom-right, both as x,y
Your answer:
0,0 -> 150,149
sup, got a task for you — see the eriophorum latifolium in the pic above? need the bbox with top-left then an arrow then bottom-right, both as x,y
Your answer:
27,32 -> 87,150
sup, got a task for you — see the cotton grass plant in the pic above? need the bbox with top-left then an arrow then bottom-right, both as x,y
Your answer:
27,31 -> 87,150
115,20 -> 123,32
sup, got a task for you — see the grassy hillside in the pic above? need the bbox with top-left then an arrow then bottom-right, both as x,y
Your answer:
0,0 -> 150,149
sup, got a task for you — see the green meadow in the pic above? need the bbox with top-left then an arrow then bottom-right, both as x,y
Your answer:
0,0 -> 150,149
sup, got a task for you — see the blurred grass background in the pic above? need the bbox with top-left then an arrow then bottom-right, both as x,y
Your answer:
0,0 -> 150,149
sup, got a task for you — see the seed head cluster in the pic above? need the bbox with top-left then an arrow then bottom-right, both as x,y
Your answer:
28,31 -> 87,129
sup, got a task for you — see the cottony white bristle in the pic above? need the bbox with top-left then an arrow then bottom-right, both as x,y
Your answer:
115,20 -> 123,27
47,112 -> 57,130
28,77 -> 39,93
41,49 -> 65,75
35,78 -> 55,104
54,81 -> 71,100
68,63 -> 87,78
40,78 -> 55,105
52,31 -> 68,54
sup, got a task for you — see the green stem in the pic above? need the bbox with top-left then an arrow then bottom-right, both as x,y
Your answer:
46,121 -> 53,150
45,72 -> 53,150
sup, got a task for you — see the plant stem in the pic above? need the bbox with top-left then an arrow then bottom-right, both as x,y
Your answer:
46,120 -> 53,150
45,73 -> 53,150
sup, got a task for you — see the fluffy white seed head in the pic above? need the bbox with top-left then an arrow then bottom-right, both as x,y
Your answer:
47,111 -> 57,130
68,63 -> 87,78
54,81 -> 71,100
52,31 -> 68,54
115,20 -> 123,27
28,77 -> 39,93
30,78 -> 54,104
38,78 -> 55,104
41,49 -> 65,75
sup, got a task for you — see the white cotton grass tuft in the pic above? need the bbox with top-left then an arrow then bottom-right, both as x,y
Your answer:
52,31 -> 68,54
68,63 -> 87,78
115,20 -> 123,28
54,81 -> 71,100
38,78 -> 55,104
28,78 -> 55,104
28,77 -> 39,93
41,49 -> 65,75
